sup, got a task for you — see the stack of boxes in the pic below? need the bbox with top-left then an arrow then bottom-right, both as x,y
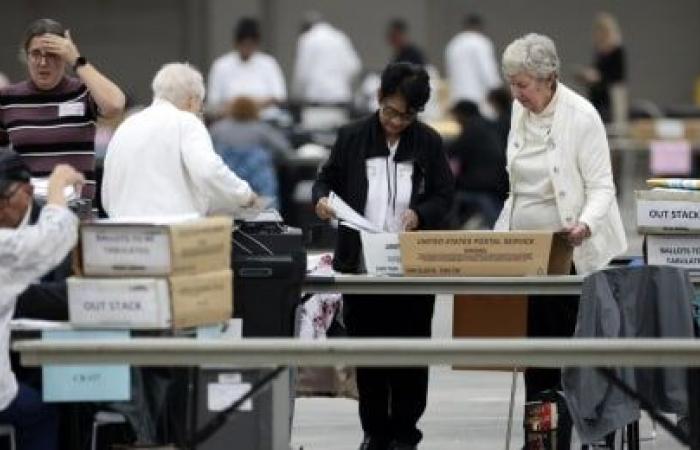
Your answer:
636,187 -> 700,271
68,216 -> 234,330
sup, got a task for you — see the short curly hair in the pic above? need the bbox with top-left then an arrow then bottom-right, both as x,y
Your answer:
379,62 -> 431,113
502,33 -> 560,80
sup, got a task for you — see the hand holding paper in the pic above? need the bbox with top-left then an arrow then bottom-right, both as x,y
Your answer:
328,191 -> 381,233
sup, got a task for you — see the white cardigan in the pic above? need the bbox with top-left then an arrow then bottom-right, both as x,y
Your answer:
495,83 -> 627,274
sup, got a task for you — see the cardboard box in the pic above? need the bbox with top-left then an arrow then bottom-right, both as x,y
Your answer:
360,232 -> 402,276
629,118 -> 700,141
646,234 -> 700,269
68,270 -> 233,329
399,231 -> 572,277
79,216 -> 232,276
452,295 -> 527,371
636,189 -> 700,233
42,329 -> 131,402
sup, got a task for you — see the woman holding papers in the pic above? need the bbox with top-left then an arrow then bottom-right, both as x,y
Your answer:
495,34 -> 626,448
312,62 -> 453,450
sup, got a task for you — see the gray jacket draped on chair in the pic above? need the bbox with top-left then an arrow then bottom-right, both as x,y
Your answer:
562,265 -> 695,443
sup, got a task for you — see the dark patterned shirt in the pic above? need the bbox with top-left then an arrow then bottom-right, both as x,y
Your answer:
0,76 -> 98,197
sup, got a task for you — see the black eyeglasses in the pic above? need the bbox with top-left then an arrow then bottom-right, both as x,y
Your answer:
380,104 -> 418,124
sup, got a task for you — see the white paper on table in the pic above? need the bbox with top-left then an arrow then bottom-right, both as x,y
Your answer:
207,382 -> 252,412
328,191 -> 381,233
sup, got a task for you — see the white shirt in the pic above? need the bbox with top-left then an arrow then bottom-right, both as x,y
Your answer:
445,31 -> 502,105
364,139 -> 414,232
0,205 -> 78,409
511,89 -> 560,231
292,22 -> 362,104
102,99 -> 253,218
207,51 -> 287,109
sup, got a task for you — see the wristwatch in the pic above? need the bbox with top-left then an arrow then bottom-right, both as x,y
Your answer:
73,56 -> 87,71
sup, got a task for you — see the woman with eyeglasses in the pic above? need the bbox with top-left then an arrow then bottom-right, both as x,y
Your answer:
0,18 -> 125,199
313,62 -> 454,450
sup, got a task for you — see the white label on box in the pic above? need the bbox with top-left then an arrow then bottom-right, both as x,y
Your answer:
647,235 -> 700,268
82,227 -> 171,273
361,232 -> 402,275
207,382 -> 252,412
637,200 -> 700,230
68,279 -> 170,328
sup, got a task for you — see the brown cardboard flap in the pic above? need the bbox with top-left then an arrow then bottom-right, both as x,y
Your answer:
548,232 -> 574,275
169,216 -> 232,274
169,270 -> 233,329
453,295 -> 527,371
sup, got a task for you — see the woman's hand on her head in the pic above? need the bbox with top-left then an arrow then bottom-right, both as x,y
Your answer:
563,222 -> 591,247
315,197 -> 335,220
38,31 -> 80,66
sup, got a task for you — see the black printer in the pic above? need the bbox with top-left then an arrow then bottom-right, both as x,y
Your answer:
231,209 -> 306,337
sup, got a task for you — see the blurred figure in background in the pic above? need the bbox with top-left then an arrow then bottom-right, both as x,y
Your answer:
0,72 -> 9,89
207,17 -> 286,120
486,87 -> 513,148
386,19 -> 425,66
447,100 -> 508,229
445,13 -> 501,110
575,12 -> 627,125
210,96 -> 296,209
292,12 -> 362,106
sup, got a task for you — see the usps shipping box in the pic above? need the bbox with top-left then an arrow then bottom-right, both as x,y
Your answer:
79,216 -> 232,276
399,231 -> 572,277
636,189 -> 700,234
646,234 -> 700,269
360,232 -> 402,276
68,270 -> 233,329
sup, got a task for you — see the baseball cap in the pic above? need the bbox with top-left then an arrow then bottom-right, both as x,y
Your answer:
0,151 -> 31,195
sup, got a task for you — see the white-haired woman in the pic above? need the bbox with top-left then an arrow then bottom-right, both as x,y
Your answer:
102,62 -> 257,217
494,33 -> 626,448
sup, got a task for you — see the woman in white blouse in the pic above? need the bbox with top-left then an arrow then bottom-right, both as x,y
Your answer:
494,33 -> 626,448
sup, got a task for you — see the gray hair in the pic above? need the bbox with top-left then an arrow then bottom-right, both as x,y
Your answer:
502,33 -> 560,79
151,62 -> 205,107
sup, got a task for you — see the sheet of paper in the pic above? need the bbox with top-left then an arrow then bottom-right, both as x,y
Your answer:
329,191 -> 381,233
207,382 -> 252,412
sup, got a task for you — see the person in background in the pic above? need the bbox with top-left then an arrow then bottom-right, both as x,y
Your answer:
313,62 -> 454,450
0,18 -> 125,198
485,87 -> 512,149
292,12 -> 362,106
386,19 -> 425,66
575,12 -> 627,124
0,162 -> 84,450
447,100 -> 508,229
210,96 -> 296,208
102,62 -> 257,218
207,17 -> 287,120
444,13 -> 501,109
496,33 -> 627,449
